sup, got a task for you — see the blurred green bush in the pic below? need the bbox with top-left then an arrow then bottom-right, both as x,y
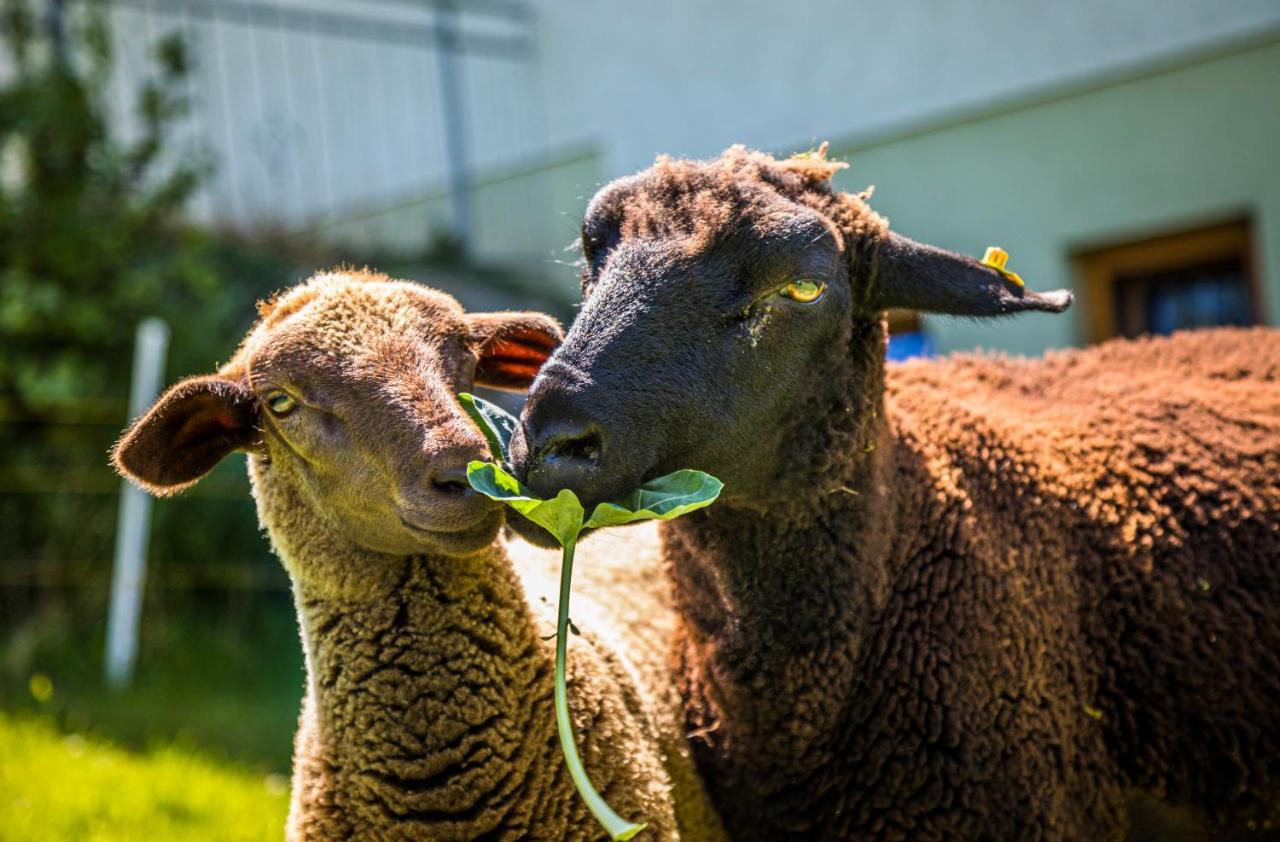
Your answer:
0,1 -> 557,774
0,2 -> 302,676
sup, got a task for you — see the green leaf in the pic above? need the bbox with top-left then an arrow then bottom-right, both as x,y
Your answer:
464,458 -> 722,841
458,393 -> 519,463
466,461 -> 584,546
584,469 -> 723,529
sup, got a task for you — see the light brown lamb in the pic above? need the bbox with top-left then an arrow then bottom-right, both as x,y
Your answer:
112,270 -> 725,841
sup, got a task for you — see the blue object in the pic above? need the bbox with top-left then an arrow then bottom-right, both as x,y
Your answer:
1146,274 -> 1251,336
887,331 -> 933,361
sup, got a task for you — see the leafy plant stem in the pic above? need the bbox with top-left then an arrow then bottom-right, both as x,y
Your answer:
458,393 -> 722,841
552,537 -> 645,841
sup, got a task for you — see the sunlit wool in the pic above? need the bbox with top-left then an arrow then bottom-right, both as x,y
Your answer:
113,271 -> 725,841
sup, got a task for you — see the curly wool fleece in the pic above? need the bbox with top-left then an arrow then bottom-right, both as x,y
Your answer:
667,327 -> 1280,840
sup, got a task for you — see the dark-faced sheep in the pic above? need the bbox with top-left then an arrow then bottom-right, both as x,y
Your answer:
507,146 -> 1280,840
112,270 -> 725,841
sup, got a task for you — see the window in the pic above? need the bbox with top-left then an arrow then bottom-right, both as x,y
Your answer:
1074,219 -> 1260,343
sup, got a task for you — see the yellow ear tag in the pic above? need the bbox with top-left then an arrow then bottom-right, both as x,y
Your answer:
981,246 -> 1025,287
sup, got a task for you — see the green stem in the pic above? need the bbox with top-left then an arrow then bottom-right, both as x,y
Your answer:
554,538 -> 647,841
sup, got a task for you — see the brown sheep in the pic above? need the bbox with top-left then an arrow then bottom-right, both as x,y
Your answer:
111,270 -> 725,841
508,146 -> 1280,840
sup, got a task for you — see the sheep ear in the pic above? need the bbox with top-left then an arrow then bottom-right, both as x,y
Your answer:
112,375 -> 259,497
467,312 -> 563,392
870,232 -> 1073,316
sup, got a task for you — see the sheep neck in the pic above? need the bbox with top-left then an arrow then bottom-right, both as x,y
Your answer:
663,331 -> 897,824
665,436 -> 893,735
288,545 -> 559,836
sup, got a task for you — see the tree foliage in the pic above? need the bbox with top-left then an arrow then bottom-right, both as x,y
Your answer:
0,0 -> 216,407
0,2 -> 299,635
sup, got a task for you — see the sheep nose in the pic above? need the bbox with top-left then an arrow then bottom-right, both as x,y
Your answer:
526,418 -> 605,498
398,444 -> 493,533
428,460 -> 472,497
518,394 -> 608,502
406,443 -> 483,508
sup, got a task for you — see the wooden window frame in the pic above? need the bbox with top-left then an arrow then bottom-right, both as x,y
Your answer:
1072,218 -> 1260,344
886,309 -> 922,335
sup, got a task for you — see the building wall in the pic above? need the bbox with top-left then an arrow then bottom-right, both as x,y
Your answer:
101,0 -> 546,231
827,33 -> 1280,355
531,0 -> 1280,178
308,146 -> 599,298
92,1 -> 1280,336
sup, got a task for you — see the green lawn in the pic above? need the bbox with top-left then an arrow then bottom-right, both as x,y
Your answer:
0,713 -> 289,841
1,596 -> 304,774
1,594 -> 304,840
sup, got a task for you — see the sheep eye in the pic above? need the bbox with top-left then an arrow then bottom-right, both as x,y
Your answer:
265,391 -> 298,416
780,279 -> 826,304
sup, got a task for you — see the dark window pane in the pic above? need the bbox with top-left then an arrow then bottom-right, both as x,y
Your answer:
1113,257 -> 1254,338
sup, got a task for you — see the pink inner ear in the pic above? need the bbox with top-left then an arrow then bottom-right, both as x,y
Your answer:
486,336 -> 553,364
215,412 -> 239,430
476,333 -> 555,389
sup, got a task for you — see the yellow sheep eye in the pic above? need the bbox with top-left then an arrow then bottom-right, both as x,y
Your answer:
782,279 -> 826,303
265,391 -> 297,416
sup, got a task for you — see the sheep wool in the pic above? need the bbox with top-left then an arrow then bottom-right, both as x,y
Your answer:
111,271 -> 726,841
667,327 -> 1280,840
524,145 -> 1280,840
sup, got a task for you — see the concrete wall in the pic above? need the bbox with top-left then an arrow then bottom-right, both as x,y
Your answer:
94,0 -> 1280,326
531,0 -> 1280,178
827,33 -> 1280,354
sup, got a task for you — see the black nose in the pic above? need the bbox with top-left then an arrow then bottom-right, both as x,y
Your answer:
524,418 -> 605,500
516,380 -> 616,502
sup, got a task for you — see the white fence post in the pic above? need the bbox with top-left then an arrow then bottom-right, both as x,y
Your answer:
433,0 -> 472,252
105,317 -> 170,689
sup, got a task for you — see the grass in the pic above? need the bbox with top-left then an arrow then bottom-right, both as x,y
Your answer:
0,595 -> 303,839
0,712 -> 290,841
1,594 -> 304,774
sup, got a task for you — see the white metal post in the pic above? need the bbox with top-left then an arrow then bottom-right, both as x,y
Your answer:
434,0 -> 472,253
105,317 -> 170,689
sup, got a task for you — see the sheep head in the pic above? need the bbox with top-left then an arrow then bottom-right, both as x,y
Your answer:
113,270 -> 561,561
511,146 -> 1071,514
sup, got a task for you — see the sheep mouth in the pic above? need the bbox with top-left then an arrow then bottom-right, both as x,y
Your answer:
399,507 -> 503,550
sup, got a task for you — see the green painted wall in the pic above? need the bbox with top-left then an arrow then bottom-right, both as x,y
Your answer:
830,35 -> 1280,356
309,146 -> 601,303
